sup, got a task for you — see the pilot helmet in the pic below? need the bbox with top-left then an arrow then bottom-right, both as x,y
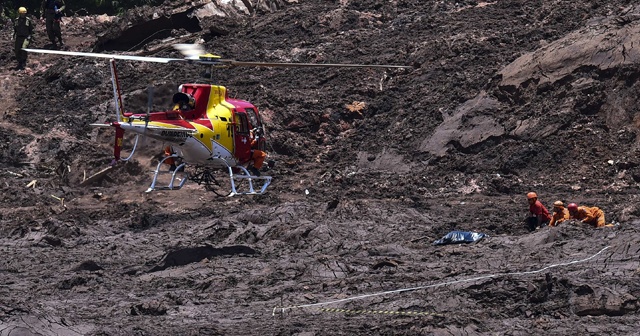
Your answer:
172,92 -> 196,110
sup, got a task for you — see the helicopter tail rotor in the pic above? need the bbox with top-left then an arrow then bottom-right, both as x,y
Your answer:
101,58 -> 140,164
109,59 -> 126,122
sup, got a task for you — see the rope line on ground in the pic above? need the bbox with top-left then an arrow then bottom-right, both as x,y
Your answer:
318,308 -> 444,317
273,245 -> 611,315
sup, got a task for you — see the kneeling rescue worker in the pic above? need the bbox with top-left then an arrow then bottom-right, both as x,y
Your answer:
163,145 -> 181,172
526,192 -> 551,231
549,201 -> 570,227
567,203 -> 609,228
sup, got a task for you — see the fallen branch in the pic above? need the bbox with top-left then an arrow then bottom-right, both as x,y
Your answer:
79,166 -> 114,187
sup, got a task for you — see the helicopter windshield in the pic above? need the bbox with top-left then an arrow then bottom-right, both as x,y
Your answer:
235,112 -> 250,134
245,108 -> 261,129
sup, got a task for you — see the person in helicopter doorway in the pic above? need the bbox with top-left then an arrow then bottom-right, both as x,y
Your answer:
246,128 -> 267,177
13,7 -> 34,70
172,92 -> 196,111
40,0 -> 65,48
163,145 -> 183,172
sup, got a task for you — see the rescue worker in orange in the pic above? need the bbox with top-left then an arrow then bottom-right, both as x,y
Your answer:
548,201 -> 570,227
247,128 -> 267,177
567,203 -> 607,228
163,145 -> 183,172
526,192 -> 551,231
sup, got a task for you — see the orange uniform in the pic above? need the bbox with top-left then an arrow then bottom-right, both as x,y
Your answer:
529,200 -> 551,222
249,136 -> 266,170
571,206 -> 606,227
549,208 -> 569,227
164,146 -> 175,166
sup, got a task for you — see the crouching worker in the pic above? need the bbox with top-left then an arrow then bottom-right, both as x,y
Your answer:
163,145 -> 182,172
526,192 -> 551,231
567,203 -> 609,228
549,201 -> 570,227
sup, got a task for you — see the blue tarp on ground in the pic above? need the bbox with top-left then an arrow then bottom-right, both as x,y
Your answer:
433,231 -> 487,245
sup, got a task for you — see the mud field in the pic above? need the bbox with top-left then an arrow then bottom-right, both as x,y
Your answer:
1,1 -> 640,335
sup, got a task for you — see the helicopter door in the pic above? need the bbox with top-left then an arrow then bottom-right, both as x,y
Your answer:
244,107 -> 266,150
233,109 -> 252,163
245,107 -> 266,151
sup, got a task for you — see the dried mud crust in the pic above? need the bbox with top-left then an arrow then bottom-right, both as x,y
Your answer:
1,0 -> 640,335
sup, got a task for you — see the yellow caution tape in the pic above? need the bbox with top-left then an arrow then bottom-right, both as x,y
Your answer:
318,308 -> 443,317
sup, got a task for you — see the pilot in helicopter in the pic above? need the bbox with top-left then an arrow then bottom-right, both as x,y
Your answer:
172,92 -> 195,111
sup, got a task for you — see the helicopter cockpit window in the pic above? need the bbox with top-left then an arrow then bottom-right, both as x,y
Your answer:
245,108 -> 261,128
236,113 -> 249,134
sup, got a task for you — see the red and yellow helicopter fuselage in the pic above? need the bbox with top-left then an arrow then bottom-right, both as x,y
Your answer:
116,83 -> 264,169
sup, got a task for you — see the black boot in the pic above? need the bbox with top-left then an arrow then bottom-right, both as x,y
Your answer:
248,166 -> 260,177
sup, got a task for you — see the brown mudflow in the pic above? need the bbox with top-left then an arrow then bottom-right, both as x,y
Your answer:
1,1 -> 639,335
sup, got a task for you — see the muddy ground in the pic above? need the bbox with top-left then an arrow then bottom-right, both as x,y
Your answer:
1,0 -> 640,335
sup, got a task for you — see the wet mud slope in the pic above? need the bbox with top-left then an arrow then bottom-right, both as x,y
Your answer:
1,0 -> 640,335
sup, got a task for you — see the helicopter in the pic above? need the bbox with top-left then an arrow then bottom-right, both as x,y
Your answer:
25,45 -> 411,196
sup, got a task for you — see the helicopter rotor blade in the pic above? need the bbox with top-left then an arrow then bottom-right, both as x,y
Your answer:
25,47 -> 411,69
24,48 -> 186,63
222,60 -> 412,69
173,44 -> 206,60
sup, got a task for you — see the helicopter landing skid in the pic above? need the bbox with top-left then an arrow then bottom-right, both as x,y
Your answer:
190,165 -> 272,196
227,166 -> 272,196
145,155 -> 188,193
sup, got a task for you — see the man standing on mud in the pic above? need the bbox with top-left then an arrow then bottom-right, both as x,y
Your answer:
13,7 -> 34,70
526,192 -> 551,231
40,0 -> 65,48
